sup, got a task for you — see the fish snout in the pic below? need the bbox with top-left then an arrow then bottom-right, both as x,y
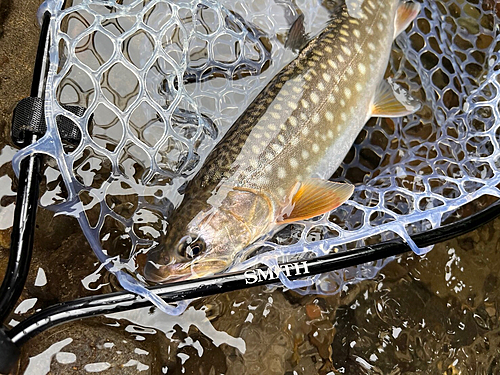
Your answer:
143,261 -> 193,283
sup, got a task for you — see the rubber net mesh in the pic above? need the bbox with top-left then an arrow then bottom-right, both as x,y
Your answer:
14,0 -> 500,313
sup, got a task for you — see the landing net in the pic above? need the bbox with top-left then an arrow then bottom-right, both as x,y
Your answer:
13,0 -> 500,312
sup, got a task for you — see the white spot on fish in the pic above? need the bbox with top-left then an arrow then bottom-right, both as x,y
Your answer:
340,99 -> 346,107
312,113 -> 320,124
249,159 -> 258,168
312,144 -> 320,153
340,29 -> 349,37
344,88 -> 352,99
273,104 -> 282,110
277,134 -> 285,143
277,167 -> 286,179
288,101 -> 298,110
341,112 -> 347,121
289,158 -> 298,169
346,67 -> 354,76
301,99 -> 309,109
290,137 -> 299,146
367,42 -> 375,51
310,92 -> 320,104
325,46 -> 333,53
318,82 -> 325,91
355,82 -> 363,92
341,46 -> 351,56
325,111 -> 334,122
252,145 -> 260,154
327,94 -> 335,104
301,127 -> 310,136
265,153 -> 274,161
327,129 -> 334,139
328,60 -> 337,69
289,116 -> 298,127
358,63 -> 366,75
353,29 -> 360,38
337,55 -> 345,63
323,73 -> 331,82
302,150 -> 309,160
271,112 -> 280,120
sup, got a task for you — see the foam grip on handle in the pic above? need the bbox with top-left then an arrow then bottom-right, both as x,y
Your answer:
0,328 -> 19,374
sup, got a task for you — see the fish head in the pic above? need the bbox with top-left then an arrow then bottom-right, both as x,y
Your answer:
145,186 -> 274,282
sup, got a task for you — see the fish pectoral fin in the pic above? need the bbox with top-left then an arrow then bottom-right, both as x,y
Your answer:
278,179 -> 354,224
395,1 -> 421,38
370,79 -> 421,118
285,13 -> 309,52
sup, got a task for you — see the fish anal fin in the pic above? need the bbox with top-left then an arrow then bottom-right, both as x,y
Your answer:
395,2 -> 420,38
278,179 -> 354,224
370,79 -> 421,118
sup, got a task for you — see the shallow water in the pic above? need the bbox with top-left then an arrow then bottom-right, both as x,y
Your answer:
1,0 -> 500,374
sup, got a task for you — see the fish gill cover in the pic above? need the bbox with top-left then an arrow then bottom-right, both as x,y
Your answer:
13,0 -> 499,313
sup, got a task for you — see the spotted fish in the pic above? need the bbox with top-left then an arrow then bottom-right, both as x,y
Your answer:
145,0 -> 421,282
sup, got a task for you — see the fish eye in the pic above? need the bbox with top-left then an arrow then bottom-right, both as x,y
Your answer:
177,235 -> 206,260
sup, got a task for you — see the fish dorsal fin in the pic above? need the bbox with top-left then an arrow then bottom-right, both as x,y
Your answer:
370,79 -> 421,118
278,179 -> 354,224
395,2 -> 421,38
285,14 -> 309,52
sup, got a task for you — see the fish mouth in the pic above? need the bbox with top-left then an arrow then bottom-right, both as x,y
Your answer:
144,258 -> 231,283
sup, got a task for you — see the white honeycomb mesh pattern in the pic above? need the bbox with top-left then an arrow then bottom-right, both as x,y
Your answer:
13,0 -> 500,306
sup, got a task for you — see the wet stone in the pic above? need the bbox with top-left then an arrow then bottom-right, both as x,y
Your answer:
19,318 -> 161,374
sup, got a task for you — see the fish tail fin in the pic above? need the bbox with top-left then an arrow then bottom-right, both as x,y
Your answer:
395,1 -> 421,38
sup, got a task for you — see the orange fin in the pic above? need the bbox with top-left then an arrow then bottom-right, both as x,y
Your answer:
395,2 -> 420,38
278,179 -> 354,224
370,79 -> 421,118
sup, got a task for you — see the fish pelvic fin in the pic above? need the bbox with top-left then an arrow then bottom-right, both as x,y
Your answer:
278,179 -> 354,224
370,78 -> 421,118
395,1 -> 421,38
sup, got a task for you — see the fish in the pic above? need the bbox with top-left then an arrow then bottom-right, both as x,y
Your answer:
144,0 -> 421,282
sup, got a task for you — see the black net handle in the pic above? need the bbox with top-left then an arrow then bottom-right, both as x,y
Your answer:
5,198 -> 500,348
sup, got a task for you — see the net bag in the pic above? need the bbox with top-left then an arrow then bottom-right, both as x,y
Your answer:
13,0 -> 500,312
